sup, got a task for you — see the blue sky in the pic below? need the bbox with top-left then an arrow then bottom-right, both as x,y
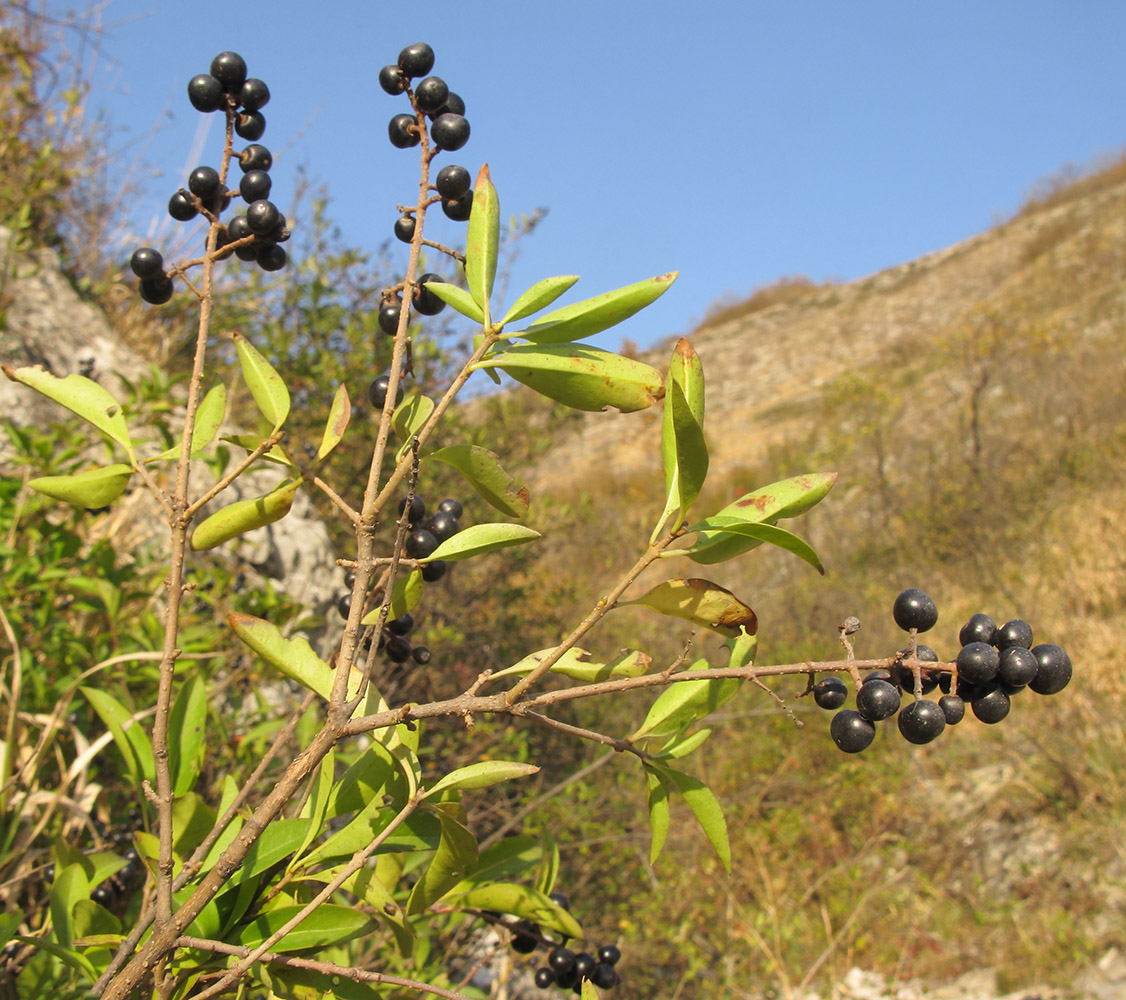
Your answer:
75,0 -> 1126,350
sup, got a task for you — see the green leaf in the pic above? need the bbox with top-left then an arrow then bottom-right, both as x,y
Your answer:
499,275 -> 579,327
293,751 -> 335,867
512,271 -> 678,344
456,835 -> 540,889
426,761 -> 540,798
309,864 -> 415,956
449,883 -> 583,938
425,522 -> 541,562
316,384 -> 350,461
406,807 -> 479,915
464,163 -> 499,317
233,331 -> 290,431
675,519 -> 825,574
428,444 -> 530,518
655,728 -> 712,759
675,472 -> 837,564
472,343 -> 665,413
168,676 -> 207,796
2,364 -> 135,464
147,381 -> 227,462
649,761 -> 731,874
229,612 -> 357,701
489,646 -> 651,683
423,280 -> 485,323
392,392 -> 435,449
620,578 -> 756,637
219,433 -> 296,468
534,828 -> 559,896
361,569 -> 423,624
190,479 -> 301,551
79,687 -> 155,790
581,978 -> 601,1000
28,464 -> 133,508
50,863 -> 89,948
653,338 -> 707,541
227,819 -> 308,886
234,904 -> 372,953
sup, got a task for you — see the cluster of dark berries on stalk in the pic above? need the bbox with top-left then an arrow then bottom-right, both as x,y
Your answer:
379,43 -> 475,231
813,588 -> 1073,754
130,51 -> 288,305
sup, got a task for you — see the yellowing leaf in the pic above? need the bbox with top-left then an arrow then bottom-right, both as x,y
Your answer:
621,578 -> 756,637
29,464 -> 133,508
233,332 -> 290,431
190,479 -> 301,550
316,384 -> 350,460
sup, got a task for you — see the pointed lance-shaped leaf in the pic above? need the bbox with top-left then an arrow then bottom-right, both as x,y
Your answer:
316,384 -> 351,461
644,765 -> 671,865
190,478 -> 301,550
229,612 -> 355,702
151,381 -> 229,462
406,808 -> 479,915
426,761 -> 540,798
28,464 -> 133,508
2,365 -> 135,464
653,338 -> 707,540
362,569 -> 424,624
649,760 -> 731,874
219,433 -> 297,469
489,646 -> 651,683
428,444 -> 530,518
512,271 -> 679,345
424,522 -> 541,562
234,904 -> 372,953
620,577 -> 756,638
392,392 -> 435,447
446,884 -> 583,938
499,275 -> 580,327
233,331 -> 290,431
422,280 -> 485,323
472,343 -> 664,413
673,519 -> 825,574
464,163 -> 499,316
677,472 -> 837,564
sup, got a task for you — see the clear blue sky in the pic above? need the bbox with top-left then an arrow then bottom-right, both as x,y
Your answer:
73,0 -> 1126,350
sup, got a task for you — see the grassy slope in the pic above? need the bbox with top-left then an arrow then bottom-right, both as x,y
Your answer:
486,159 -> 1126,998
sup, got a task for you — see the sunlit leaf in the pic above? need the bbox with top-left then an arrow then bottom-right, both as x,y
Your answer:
293,748 -> 335,867
316,384 -> 350,460
406,808 -> 479,915
149,382 -> 228,462
29,464 -> 133,508
620,578 -> 756,637
653,338 -> 707,540
674,519 -> 825,574
228,612 -> 350,701
426,760 -> 540,798
534,828 -> 559,896
499,275 -> 579,327
447,883 -> 583,938
79,687 -> 154,791
361,569 -> 423,625
2,364 -> 135,464
428,444 -> 530,518
234,904 -> 371,952
392,392 -> 435,451
219,433 -> 296,468
425,522 -> 541,562
168,676 -> 207,796
464,163 -> 499,316
511,271 -> 678,344
472,343 -> 664,413
489,646 -> 651,683
643,766 -> 670,864
190,479 -> 301,551
233,331 -> 290,431
650,760 -> 731,874
424,280 -> 485,323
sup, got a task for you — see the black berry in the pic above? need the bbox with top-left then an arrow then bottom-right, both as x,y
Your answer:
430,113 -> 470,151
892,588 -> 938,633
239,144 -> 273,172
388,613 -> 414,636
210,51 -> 247,92
534,968 -> 555,989
897,699 -> 946,744
994,619 -> 1034,651
393,216 -> 415,243
442,192 -> 473,221
414,273 -> 446,315
130,247 -> 164,278
548,890 -> 570,910
548,947 -> 575,975
187,73 -> 224,112
385,635 -> 412,664
188,166 -> 221,201
428,511 -> 459,542
597,945 -> 621,966
971,686 -> 1011,723
140,276 -> 173,305
379,302 -> 403,336
959,613 -> 997,647
236,111 -> 266,141
398,495 -> 425,524
246,200 -> 281,236
435,164 -> 471,200
434,92 -> 465,118
239,78 -> 270,111
938,694 -> 965,724
998,646 -> 1038,690
956,641 -> 999,686
830,710 -> 875,753
168,191 -> 198,221
812,677 -> 848,710
574,952 -> 596,979
510,921 -> 539,954
412,646 -> 431,665
421,560 -> 447,582
437,498 -> 463,518
863,669 -> 894,685
239,169 -> 271,202
856,679 -> 901,721
379,65 -> 407,95
398,42 -> 435,78
415,76 -> 449,114
388,113 -> 420,149
368,373 -> 404,410
256,245 -> 287,271
1029,643 -> 1072,695
405,528 -> 439,560
591,964 -> 618,989
337,593 -> 351,620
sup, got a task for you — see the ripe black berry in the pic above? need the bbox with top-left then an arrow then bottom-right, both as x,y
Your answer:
337,593 -> 351,620
130,247 -> 164,278
892,588 -> 938,633
438,498 -> 463,518
510,921 -> 539,954
388,613 -> 414,636
379,302 -> 403,336
994,619 -> 1034,651
379,65 -> 407,95
959,613 -> 997,647
956,641 -> 999,685
187,73 -> 224,112
398,495 -> 425,524
597,945 -> 621,966
534,968 -> 556,989
368,374 -> 404,410
168,191 -> 198,221
548,947 -> 575,975
256,245 -> 287,271
414,274 -> 446,315
385,635 -> 412,664
210,51 -> 248,91
227,215 -> 252,242
91,882 -> 117,907
412,646 -> 431,665
1029,643 -> 1072,695
812,677 -> 847,710
239,170 -> 271,202
344,569 -> 356,588
591,964 -> 619,989
140,276 -> 173,305
830,710 -> 875,753
421,560 -> 447,582
236,111 -> 266,141
405,528 -> 439,560
188,166 -> 221,201
246,200 -> 281,236
239,144 -> 273,172
428,511 -> 459,542
433,92 -> 465,118
856,679 -> 901,721
971,686 -> 1011,723
998,646 -> 1038,689
398,42 -> 435,78
897,699 -> 946,744
938,694 -> 965,724
548,890 -> 570,910
442,192 -> 473,221
415,76 -> 449,114
239,78 -> 270,111
863,669 -> 894,685
430,113 -> 470,151
388,113 -> 420,149
436,164 -> 471,200
393,216 -> 415,243
574,952 -> 596,979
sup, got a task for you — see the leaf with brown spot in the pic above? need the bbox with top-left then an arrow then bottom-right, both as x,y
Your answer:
619,578 -> 756,637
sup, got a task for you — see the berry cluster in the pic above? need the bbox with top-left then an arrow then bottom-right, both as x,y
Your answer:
379,43 -> 475,231
129,51 -> 288,305
814,589 -> 1073,753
